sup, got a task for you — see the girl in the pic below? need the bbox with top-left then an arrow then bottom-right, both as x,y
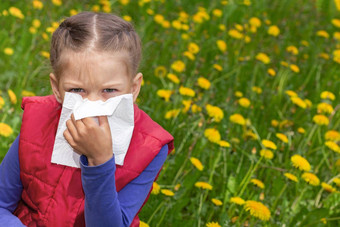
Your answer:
0,11 -> 174,227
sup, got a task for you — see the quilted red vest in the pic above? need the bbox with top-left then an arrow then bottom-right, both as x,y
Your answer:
14,95 -> 174,227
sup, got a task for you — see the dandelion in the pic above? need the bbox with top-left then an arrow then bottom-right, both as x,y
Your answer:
244,200 -> 271,221
195,181 -> 213,190
255,53 -> 270,64
319,52 -> 330,59
123,15 -> 132,22
183,51 -> 195,61
165,109 -> 180,119
179,86 -> 195,97
229,113 -> 246,125
316,30 -> 329,38
192,104 -> 202,113
52,0 -> 62,6
171,60 -> 185,73
290,64 -> 300,73
9,7 -> 24,19
332,18 -> 340,27
216,40 -> 227,52
317,102 -> 334,114
271,120 -> 279,127
238,97 -> 251,108
156,89 -> 172,102
321,182 -> 336,193
213,64 -> 223,71
154,66 -> 167,77
325,130 -> 340,141
333,178 -> 340,187
276,133 -> 288,143
286,45 -> 299,55
204,128 -> 221,144
205,104 -> 224,122
190,157 -> 204,171
21,90 -> 35,97
167,73 -> 180,84
212,9 -> 222,17
313,114 -> 329,126
230,197 -> 245,205
298,127 -> 306,134
320,91 -> 335,100
206,222 -> 221,227
284,173 -> 298,182
32,0 -> 43,9
268,25 -> 280,36
291,154 -> 311,171
228,29 -> 244,39
151,182 -> 160,194
249,17 -> 261,28
261,139 -> 277,150
0,123 -> 13,137
140,221 -> 149,227
40,51 -> 50,58
260,149 -> 274,160
188,42 -> 200,54
251,179 -> 265,189
302,172 -> 320,186
265,68 -> 276,77
4,48 -> 14,56
7,89 -> 17,104
0,97 -> 4,109
304,99 -> 312,108
182,100 -> 192,113
219,140 -> 230,147
161,189 -> 175,196
197,77 -> 211,90
325,141 -> 340,153
211,198 -> 223,206
252,86 -> 262,94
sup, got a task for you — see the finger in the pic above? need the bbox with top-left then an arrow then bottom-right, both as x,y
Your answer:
98,116 -> 109,127
63,129 -> 76,148
66,118 -> 78,138
71,113 -> 85,129
81,117 -> 97,126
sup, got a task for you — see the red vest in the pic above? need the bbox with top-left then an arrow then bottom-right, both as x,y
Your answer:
14,95 -> 174,227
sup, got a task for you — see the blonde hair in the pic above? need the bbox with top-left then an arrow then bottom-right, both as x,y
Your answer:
50,11 -> 141,78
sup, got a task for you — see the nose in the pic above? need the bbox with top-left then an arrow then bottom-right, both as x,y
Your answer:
86,93 -> 103,101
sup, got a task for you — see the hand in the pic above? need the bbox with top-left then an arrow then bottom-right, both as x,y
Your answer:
63,114 -> 113,166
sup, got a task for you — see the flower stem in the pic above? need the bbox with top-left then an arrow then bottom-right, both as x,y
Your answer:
147,201 -> 165,224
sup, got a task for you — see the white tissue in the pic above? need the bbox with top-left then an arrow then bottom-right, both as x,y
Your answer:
51,92 -> 134,168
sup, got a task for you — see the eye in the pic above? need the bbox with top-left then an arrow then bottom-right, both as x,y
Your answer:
69,88 -> 85,93
103,88 -> 117,93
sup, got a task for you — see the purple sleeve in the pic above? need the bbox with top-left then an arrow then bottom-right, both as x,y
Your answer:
80,144 -> 168,227
0,135 -> 26,226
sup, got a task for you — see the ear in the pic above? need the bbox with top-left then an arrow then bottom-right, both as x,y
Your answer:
49,73 -> 62,103
131,72 -> 143,102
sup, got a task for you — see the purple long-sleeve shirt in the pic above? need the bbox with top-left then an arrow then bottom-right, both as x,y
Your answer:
0,135 -> 168,226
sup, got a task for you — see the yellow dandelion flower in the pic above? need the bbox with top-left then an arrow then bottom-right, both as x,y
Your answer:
291,154 -> 311,171
211,198 -> 223,206
167,73 -> 180,84
171,60 -> 185,73
243,0 -> 251,6
335,0 -> 340,10
219,140 -> 230,147
235,24 -> 244,31
286,45 -> 299,55
7,89 -> 17,104
261,139 -> 277,150
21,90 -> 35,97
298,127 -> 306,134
216,40 -> 227,52
213,64 -> 223,71
183,51 -> 195,61
182,100 -> 191,113
285,90 -> 298,97
268,25 -> 280,36
313,114 -> 329,126
320,91 -> 335,100
243,130 -> 257,140
290,64 -> 300,73
321,182 -> 336,193
325,141 -> 340,153
151,182 -> 160,195
91,5 -> 100,12
52,0 -> 62,6
195,181 -> 213,190
0,123 -> 13,137
204,128 -> 221,144
252,86 -> 262,94
249,17 -> 261,28
212,9 -> 222,17
332,18 -> 340,27
316,30 -> 329,38
230,197 -> 245,205
192,104 -> 202,113
9,7 -> 24,19
229,113 -> 246,125
0,97 -> 5,109
119,0 -> 129,5
319,52 -> 330,59
162,20 -> 171,28
276,133 -> 288,143
271,120 -> 279,127
260,149 -> 274,160
317,102 -> 334,114
228,29 -> 244,39
190,157 -> 204,171
154,66 -> 167,77
4,48 -> 14,56
157,89 -> 172,102
161,189 -> 174,196
244,200 -> 271,221
284,173 -> 298,182
205,104 -> 224,122
302,172 -> 320,186
122,15 -> 132,22
304,99 -> 312,108
29,27 -> 37,34
206,222 -> 221,227
235,91 -> 243,97
290,96 -> 307,109
165,109 -> 180,119
219,24 -> 226,31
267,68 -> 276,76
333,178 -> 340,187
325,130 -> 340,141
280,61 -> 289,67
238,97 -> 251,108
197,77 -> 211,90
251,179 -> 265,189
40,51 -> 50,58
32,0 -> 43,9
255,53 -> 270,64
139,220 -> 149,227
179,86 -> 195,97
174,183 -> 181,191
171,20 -> 182,30
188,42 -> 200,54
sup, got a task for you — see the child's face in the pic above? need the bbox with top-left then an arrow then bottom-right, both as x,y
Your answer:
49,50 -> 142,103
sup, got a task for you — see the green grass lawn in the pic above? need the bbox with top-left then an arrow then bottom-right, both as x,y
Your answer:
1,0 -> 340,226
